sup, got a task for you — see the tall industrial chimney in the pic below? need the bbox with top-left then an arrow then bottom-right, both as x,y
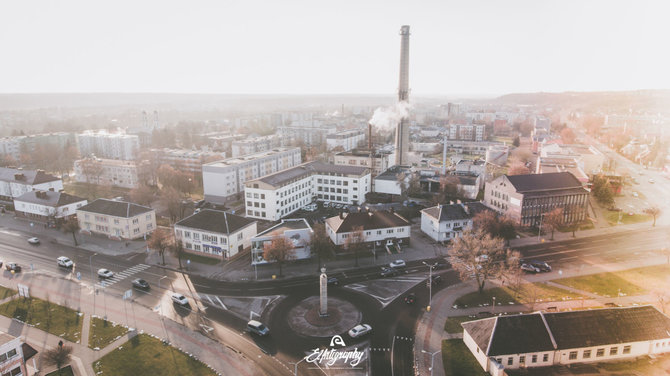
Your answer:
394,25 -> 411,166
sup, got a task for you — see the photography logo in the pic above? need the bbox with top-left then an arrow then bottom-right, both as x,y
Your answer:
304,335 -> 365,368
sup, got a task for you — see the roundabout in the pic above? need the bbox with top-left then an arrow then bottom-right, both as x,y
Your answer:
287,296 -> 362,338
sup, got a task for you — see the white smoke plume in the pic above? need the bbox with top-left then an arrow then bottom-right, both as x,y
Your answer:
369,101 -> 412,131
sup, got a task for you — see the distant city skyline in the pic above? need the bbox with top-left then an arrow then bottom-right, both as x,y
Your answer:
1,0 -> 668,95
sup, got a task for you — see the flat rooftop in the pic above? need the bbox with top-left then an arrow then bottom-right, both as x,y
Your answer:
249,161 -> 369,187
205,147 -> 299,167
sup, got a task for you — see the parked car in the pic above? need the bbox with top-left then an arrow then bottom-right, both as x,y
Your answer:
132,278 -> 150,290
632,192 -> 639,197
530,260 -> 552,272
97,268 -> 114,278
247,320 -> 270,336
380,267 -> 398,278
170,293 -> 189,306
5,263 -> 21,272
27,237 -> 40,245
327,277 -> 340,286
57,256 -> 74,269
302,203 -> 318,212
389,260 -> 406,269
404,293 -> 416,305
348,324 -> 372,338
649,178 -> 655,184
520,263 -> 540,273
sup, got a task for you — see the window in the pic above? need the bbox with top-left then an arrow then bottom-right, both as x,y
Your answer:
531,354 -> 537,363
543,353 -> 549,362
583,350 -> 591,358
596,348 -> 605,357
194,244 -> 201,251
185,231 -> 191,238
146,214 -> 151,220
114,219 -> 120,224
193,233 -> 200,240
261,194 -> 265,199
246,192 -> 251,198
507,357 -> 513,365
519,355 -> 525,363
623,345 -> 631,354
254,193 -> 259,199
133,228 -> 140,234
610,347 -> 618,356
247,210 -> 253,215
247,201 -> 252,206
237,233 -> 243,240
568,351 -> 578,360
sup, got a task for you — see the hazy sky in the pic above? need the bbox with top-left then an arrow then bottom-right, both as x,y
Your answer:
1,0 -> 668,95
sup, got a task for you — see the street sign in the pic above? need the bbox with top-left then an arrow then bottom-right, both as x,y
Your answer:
76,272 -> 81,280
17,284 -> 29,298
123,289 -> 132,300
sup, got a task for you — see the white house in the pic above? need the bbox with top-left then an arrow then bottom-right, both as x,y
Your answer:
0,331 -> 35,376
420,202 -> 492,242
14,190 -> 87,225
244,161 -> 370,221
0,168 -> 63,204
77,199 -> 156,240
174,209 -> 257,259
251,219 -> 312,265
325,209 -> 410,252
455,174 -> 482,199
462,306 -> 670,376
373,166 -> 412,196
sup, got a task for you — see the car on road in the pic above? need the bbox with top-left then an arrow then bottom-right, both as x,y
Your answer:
632,192 -> 639,197
57,256 -> 74,269
649,178 -> 655,184
247,320 -> 270,336
97,268 -> 114,279
529,260 -> 552,272
132,278 -> 150,290
380,267 -> 398,278
27,237 -> 40,245
520,263 -> 540,273
327,277 -> 339,286
404,293 -> 416,305
5,263 -> 21,272
170,293 -> 189,306
389,260 -> 406,268
348,324 -> 372,338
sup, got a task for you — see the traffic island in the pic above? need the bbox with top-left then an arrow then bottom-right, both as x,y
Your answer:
287,296 -> 361,337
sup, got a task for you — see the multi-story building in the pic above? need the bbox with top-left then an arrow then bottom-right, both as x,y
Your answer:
152,149 -> 226,174
0,168 -> 63,204
203,147 -> 301,203
77,199 -> 156,240
231,135 -> 284,157
76,131 -> 140,160
14,190 -> 87,225
174,209 -> 257,259
420,202 -> 491,242
484,172 -> 589,227
244,161 -> 370,221
251,218 -> 313,264
485,144 -> 509,166
0,133 -> 76,162
333,149 -> 393,178
448,124 -> 486,141
325,209 -> 410,251
462,306 -> 670,375
277,121 -> 337,146
74,157 -> 150,189
0,331 -> 35,376
326,129 -> 366,151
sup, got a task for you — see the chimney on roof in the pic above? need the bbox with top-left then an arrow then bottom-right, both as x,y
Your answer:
14,173 -> 24,181
339,212 -> 344,219
48,187 -> 54,192
462,203 -> 469,215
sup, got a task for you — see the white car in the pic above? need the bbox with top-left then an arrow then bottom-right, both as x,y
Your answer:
171,293 -> 189,306
27,237 -> 40,245
632,192 -> 639,198
57,256 -> 74,269
97,268 -> 114,278
389,260 -> 406,268
348,324 -> 372,338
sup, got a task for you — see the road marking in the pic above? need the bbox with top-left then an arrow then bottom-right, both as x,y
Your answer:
204,294 -> 214,305
97,264 -> 150,288
214,295 -> 227,310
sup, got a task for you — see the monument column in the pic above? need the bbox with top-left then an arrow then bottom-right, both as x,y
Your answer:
319,267 -> 328,316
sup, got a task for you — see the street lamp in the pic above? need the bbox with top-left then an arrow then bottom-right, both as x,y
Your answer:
89,253 -> 97,281
158,275 -> 167,290
422,261 -> 438,311
537,213 -> 546,241
421,349 -> 440,376
492,296 -> 496,315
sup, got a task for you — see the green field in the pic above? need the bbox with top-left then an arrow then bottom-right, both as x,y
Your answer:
45,365 -> 75,376
93,334 -> 217,376
554,264 -> 670,297
89,317 -> 129,350
0,297 -> 83,343
605,211 -> 651,226
444,316 -> 476,334
453,283 -> 583,308
442,339 -> 487,376
0,286 -> 16,300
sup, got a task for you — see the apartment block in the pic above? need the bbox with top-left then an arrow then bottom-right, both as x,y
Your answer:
326,129 -> 366,151
76,131 -> 140,160
74,158 -> 149,189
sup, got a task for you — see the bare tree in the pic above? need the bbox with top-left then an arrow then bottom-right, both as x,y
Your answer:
170,239 -> 186,269
508,162 -> 531,176
130,184 -> 155,206
148,228 -> 171,265
310,223 -> 334,272
43,343 -> 73,376
643,206 -> 661,227
344,226 -> 366,267
472,211 -> 516,244
61,217 -> 80,246
159,187 -> 182,223
560,128 -> 576,144
263,237 -> 295,277
448,229 -> 510,294
543,208 -> 564,240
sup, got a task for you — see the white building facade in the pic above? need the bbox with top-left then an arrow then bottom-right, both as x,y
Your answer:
326,129 -> 366,151
324,210 -> 411,249
74,158 -> 149,189
76,131 -> 140,160
174,210 -> 257,259
0,168 -> 63,203
14,191 -> 87,224
77,199 -> 156,240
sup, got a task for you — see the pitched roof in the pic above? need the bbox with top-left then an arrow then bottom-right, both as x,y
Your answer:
325,210 -> 410,233
462,306 -> 670,356
175,209 -> 256,235
422,202 -> 492,222
15,191 -> 86,207
505,172 -> 583,193
0,167 -> 61,185
77,199 -> 153,218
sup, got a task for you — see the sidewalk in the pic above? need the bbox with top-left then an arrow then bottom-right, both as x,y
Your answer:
413,253 -> 670,376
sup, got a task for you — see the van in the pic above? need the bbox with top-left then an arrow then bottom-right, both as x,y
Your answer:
247,320 -> 269,336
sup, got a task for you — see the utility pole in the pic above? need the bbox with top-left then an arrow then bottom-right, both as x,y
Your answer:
422,261 -> 438,311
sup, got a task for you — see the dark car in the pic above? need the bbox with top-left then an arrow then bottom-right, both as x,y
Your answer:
5,263 -> 21,272
530,260 -> 552,272
404,293 -> 416,305
327,277 -> 339,286
430,275 -> 442,285
380,267 -> 398,278
132,278 -> 150,290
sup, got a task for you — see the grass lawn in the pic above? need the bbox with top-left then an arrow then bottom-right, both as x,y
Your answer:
0,297 -> 82,343
554,264 -> 670,297
45,365 -> 74,376
0,285 -> 16,300
93,334 -> 217,376
182,253 -> 221,265
454,283 -> 584,308
63,182 -> 130,202
605,211 -> 651,226
444,316 -> 475,334
442,339 -> 487,376
88,316 -> 129,350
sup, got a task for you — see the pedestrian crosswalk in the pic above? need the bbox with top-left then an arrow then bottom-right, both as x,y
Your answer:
96,264 -> 150,288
